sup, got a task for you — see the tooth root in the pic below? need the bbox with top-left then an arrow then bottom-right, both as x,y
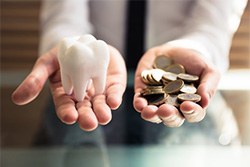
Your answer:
93,40 -> 110,64
58,42 -> 67,60
91,40 -> 109,95
58,34 -> 110,102
61,71 -> 73,95
92,76 -> 106,95
86,79 -> 93,90
72,75 -> 89,102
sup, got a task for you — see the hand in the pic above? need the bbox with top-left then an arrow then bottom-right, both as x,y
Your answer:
133,45 -> 221,127
12,46 -> 127,131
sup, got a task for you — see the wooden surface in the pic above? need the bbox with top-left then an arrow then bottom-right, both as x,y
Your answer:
229,1 -> 250,68
1,0 -> 250,70
1,0 -> 40,70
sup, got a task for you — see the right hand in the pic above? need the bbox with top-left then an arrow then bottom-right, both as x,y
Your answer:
12,46 -> 127,131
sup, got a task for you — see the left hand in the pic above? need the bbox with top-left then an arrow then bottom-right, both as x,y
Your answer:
133,45 -> 221,127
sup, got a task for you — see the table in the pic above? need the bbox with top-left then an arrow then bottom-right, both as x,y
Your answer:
1,145 -> 250,167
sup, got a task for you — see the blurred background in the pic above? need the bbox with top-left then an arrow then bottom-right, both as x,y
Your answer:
1,0 -> 250,148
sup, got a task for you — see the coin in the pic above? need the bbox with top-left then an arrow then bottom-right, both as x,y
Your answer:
165,95 -> 180,107
177,93 -> 201,102
146,85 -> 164,90
144,93 -> 168,106
141,85 -> 164,96
161,72 -> 178,82
177,73 -> 199,82
147,73 -> 160,85
141,70 -> 151,84
151,69 -> 166,83
163,79 -> 184,94
140,56 -> 202,112
153,55 -> 173,69
142,89 -> 164,96
165,64 -> 185,74
180,84 -> 197,94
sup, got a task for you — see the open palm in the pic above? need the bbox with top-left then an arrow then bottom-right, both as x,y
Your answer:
133,45 -> 220,127
12,46 -> 127,131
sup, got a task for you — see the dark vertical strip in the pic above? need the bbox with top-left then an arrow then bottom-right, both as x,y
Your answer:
125,0 -> 147,70
125,0 -> 147,145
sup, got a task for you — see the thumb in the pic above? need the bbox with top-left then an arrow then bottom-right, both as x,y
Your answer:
197,68 -> 221,109
12,48 -> 59,105
12,71 -> 46,105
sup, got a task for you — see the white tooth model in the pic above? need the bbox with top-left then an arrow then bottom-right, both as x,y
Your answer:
58,34 -> 110,102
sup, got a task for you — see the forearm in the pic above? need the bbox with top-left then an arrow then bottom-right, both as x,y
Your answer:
166,0 -> 247,74
39,0 -> 92,55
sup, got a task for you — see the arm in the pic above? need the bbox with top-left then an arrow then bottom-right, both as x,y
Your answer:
12,0 -> 127,131
39,0 -> 92,54
134,0 -> 248,127
167,0 -> 248,73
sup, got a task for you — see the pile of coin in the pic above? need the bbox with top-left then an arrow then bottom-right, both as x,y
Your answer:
140,55 -> 201,108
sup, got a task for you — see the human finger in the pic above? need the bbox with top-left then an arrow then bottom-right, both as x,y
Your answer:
106,45 -> 127,109
106,83 -> 125,110
133,92 -> 148,113
50,81 -> 79,125
197,68 -> 221,108
76,99 -> 98,131
92,94 -> 112,125
157,104 -> 185,127
12,48 -> 59,105
140,105 -> 162,124
180,101 -> 205,123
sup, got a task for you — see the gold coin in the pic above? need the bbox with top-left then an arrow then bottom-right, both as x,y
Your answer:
165,95 -> 180,107
142,56 -> 202,108
177,73 -> 199,82
153,55 -> 173,69
177,93 -> 201,102
163,79 -> 184,94
180,84 -> 197,94
140,88 -> 148,95
145,93 -> 168,106
147,73 -> 160,85
151,69 -> 166,83
164,64 -> 185,74
162,80 -> 170,86
143,88 -> 164,95
146,85 -> 163,90
141,70 -> 151,84
161,72 -> 177,82
142,90 -> 164,96
141,76 -> 150,85
141,86 -> 164,96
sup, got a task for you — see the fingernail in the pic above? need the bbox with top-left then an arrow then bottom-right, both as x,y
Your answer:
148,105 -> 158,112
183,109 -> 195,115
162,114 -> 178,122
163,116 -> 185,127
148,116 -> 162,124
134,92 -> 141,97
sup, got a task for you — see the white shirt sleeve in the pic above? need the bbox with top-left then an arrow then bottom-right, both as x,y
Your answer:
39,0 -> 92,55
166,0 -> 248,74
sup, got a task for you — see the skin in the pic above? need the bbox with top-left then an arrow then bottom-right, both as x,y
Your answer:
133,45 -> 221,127
12,46 -> 127,131
12,44 -> 221,131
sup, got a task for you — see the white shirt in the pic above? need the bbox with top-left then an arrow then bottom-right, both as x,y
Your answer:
40,0 -> 247,73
